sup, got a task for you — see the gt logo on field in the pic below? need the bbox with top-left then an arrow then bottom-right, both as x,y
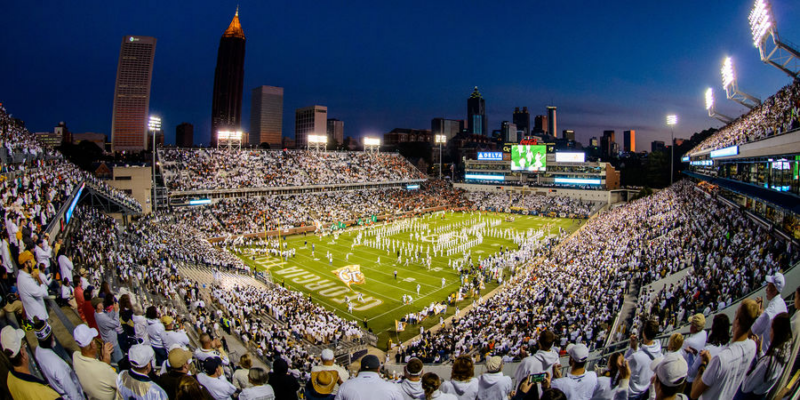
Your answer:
332,265 -> 366,288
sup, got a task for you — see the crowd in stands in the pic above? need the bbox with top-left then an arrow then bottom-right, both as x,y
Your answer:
159,148 -> 427,192
172,180 -> 471,237
466,192 -> 599,217
690,79 -> 800,154
632,183 -> 796,335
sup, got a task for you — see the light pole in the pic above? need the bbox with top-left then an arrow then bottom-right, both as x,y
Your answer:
435,135 -> 446,179
666,115 -> 677,186
148,116 -> 161,213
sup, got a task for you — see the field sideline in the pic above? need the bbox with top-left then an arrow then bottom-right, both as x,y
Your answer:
231,211 -> 581,348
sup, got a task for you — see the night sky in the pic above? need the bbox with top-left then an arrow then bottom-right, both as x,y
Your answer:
1,1 -> 798,148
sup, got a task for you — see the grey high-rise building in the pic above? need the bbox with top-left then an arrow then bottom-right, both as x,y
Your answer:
547,106 -> 557,138
250,85 -> 283,148
502,121 -> 518,143
211,7 -> 246,147
176,122 -> 194,147
533,115 -> 548,134
327,119 -> 344,146
467,87 -> 487,135
295,105 -> 327,149
111,35 -> 157,152
431,118 -> 464,141
513,107 -> 530,136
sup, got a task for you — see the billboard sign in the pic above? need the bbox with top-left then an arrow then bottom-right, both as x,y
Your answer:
555,152 -> 586,163
511,145 -> 547,171
477,152 -> 503,161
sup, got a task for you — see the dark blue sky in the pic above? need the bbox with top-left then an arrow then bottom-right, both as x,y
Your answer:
1,1 -> 798,148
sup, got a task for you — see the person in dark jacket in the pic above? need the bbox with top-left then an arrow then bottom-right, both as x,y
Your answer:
269,357 -> 300,400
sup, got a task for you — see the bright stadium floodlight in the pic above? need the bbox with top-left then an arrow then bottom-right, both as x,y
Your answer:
148,116 -> 162,131
704,88 -> 733,123
748,0 -> 800,78
307,134 -> 327,152
720,57 -> 761,109
363,137 -> 381,153
434,135 -> 446,178
217,130 -> 243,150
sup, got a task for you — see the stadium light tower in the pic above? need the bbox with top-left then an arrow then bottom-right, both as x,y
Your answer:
721,57 -> 761,109
705,88 -> 734,124
749,0 -> 800,78
148,116 -> 161,213
363,137 -> 381,153
434,135 -> 446,179
307,134 -> 327,152
666,115 -> 677,186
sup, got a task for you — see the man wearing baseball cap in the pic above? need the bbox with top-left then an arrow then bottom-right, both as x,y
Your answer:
548,343 -> 597,399
336,355 -> 403,400
680,314 -> 706,372
311,348 -> 349,394
2,325 -> 61,400
16,247 -> 51,325
650,352 -> 689,399
752,272 -> 787,355
33,317 -> 84,400
73,323 -> 119,400
117,344 -> 169,400
197,356 -> 236,400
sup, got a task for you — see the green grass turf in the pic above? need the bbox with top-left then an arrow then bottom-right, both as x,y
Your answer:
231,211 -> 581,349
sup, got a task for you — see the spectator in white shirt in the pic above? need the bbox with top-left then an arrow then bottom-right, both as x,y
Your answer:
477,356 -> 512,400
738,312 -> 793,398
751,273 -> 787,355
625,319 -> 663,399
649,352 -> 689,400
197,356 -> 236,400
422,373 -> 458,400
691,299 -> 760,400
680,314 -> 707,371
240,368 -> 276,400
33,318 -> 84,400
440,356 -> 479,400
16,250 -> 50,324
336,355 -> 403,400
549,343 -> 597,400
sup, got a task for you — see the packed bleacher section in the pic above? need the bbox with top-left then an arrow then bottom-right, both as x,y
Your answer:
690,79 -> 800,153
631,182 -> 796,334
466,191 -> 600,217
172,180 -> 471,237
405,181 -> 796,365
159,147 -> 427,191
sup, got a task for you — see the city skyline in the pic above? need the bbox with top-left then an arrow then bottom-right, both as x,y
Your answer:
2,1 -> 799,149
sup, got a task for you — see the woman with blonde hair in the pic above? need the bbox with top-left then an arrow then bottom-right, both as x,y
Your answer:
423,373 -> 458,400
441,356 -> 479,400
233,353 -> 254,390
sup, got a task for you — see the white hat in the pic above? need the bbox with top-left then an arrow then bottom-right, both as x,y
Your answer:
73,324 -> 99,347
321,349 -> 335,361
1,326 -> 26,357
650,352 -> 688,387
566,343 -> 589,363
766,273 -> 785,293
129,344 -> 155,368
486,356 -> 503,372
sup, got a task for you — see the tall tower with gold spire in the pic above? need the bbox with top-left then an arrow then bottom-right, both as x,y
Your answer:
211,6 -> 246,147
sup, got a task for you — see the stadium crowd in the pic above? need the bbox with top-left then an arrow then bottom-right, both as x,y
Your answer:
465,192 -> 599,217
159,148 -> 427,192
690,79 -> 800,154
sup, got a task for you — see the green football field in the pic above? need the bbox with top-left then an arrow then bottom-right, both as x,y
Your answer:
232,211 -> 582,349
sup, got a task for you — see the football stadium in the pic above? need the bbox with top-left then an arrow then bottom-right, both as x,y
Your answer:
1,0 -> 800,399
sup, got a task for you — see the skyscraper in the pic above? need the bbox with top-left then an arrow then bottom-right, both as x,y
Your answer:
295,105 -> 327,149
431,118 -> 464,141
623,130 -> 636,152
502,121 -> 518,143
513,107 -> 530,136
211,7 -> 246,147
563,130 -> 575,142
467,87 -> 487,135
250,85 -> 283,148
601,130 -> 616,158
110,35 -> 156,152
533,115 -> 548,134
547,106 -> 557,138
176,122 -> 194,147
327,119 -> 344,146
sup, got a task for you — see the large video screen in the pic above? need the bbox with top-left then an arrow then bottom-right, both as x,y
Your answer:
511,145 -> 546,171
